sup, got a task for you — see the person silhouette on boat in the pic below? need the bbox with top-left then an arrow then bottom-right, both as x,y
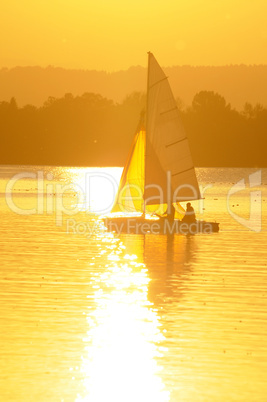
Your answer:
154,203 -> 176,224
182,202 -> 196,224
166,203 -> 176,224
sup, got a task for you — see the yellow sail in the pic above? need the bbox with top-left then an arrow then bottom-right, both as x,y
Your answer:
111,128 -> 185,219
112,129 -> 145,214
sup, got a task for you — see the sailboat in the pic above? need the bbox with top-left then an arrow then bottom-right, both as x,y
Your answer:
104,53 -> 219,235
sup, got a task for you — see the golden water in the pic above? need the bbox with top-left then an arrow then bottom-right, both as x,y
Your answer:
0,166 -> 267,401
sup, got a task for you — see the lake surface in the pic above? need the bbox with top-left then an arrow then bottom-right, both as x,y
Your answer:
0,166 -> 267,401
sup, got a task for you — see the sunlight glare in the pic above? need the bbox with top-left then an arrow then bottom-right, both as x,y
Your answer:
66,167 -> 122,214
77,234 -> 170,402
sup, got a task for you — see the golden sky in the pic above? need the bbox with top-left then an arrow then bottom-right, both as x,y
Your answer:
0,0 -> 266,70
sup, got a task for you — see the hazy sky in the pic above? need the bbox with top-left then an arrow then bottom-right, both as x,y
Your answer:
0,0 -> 266,70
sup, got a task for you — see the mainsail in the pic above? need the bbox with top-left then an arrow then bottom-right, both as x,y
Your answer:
145,52 -> 201,205
112,52 -> 200,217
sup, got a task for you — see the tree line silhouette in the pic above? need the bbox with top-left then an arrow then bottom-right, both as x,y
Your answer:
0,91 -> 266,167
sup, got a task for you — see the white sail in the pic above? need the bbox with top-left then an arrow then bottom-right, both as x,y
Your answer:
144,52 -> 201,205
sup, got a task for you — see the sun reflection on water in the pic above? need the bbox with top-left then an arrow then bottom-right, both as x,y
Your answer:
77,234 -> 170,402
64,167 -> 122,213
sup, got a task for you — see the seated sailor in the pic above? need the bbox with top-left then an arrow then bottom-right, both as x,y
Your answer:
182,202 -> 196,224
154,203 -> 176,224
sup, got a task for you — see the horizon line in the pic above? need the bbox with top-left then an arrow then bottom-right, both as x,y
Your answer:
1,63 -> 267,73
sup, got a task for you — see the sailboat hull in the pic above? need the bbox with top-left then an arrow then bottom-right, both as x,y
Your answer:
103,217 -> 219,235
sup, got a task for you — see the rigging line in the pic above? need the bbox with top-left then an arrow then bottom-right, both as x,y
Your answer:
172,167 -> 194,177
160,106 -> 178,115
166,137 -> 187,148
149,76 -> 168,90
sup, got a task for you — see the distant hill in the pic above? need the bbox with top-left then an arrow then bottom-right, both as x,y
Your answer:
1,65 -> 267,110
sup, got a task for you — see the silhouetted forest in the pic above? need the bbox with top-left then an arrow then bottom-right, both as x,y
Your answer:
1,91 -> 266,167
1,65 -> 267,110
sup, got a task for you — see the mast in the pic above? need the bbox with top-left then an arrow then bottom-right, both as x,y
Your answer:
143,51 -> 151,215
144,53 -> 201,205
